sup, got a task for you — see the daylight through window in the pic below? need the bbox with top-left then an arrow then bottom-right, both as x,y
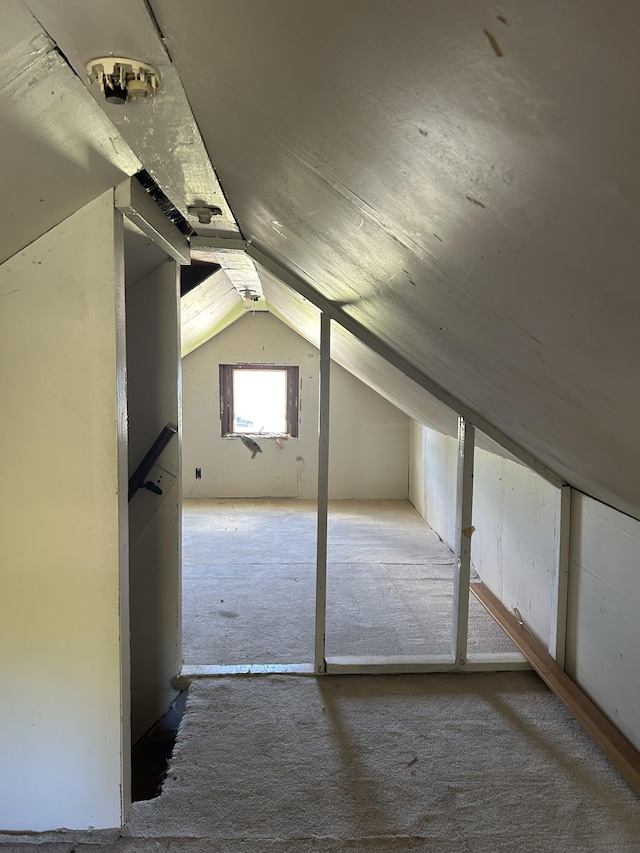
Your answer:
219,364 -> 299,437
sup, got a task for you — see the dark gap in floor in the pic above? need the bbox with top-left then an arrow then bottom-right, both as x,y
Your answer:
131,691 -> 187,802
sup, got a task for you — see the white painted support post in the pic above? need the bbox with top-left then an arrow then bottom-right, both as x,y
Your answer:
452,417 -> 475,664
315,312 -> 331,673
550,485 -> 572,668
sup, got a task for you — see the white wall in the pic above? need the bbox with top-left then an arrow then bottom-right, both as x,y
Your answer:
182,312 -> 409,499
126,258 -> 181,744
409,418 -> 640,752
471,438 -> 562,648
409,421 -> 457,550
328,360 -> 408,499
0,192 -> 129,831
566,493 -> 640,751
409,420 -> 561,649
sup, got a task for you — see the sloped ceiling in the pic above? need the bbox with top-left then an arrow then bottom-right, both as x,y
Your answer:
151,0 -> 640,519
3,1 -> 640,519
257,266 -> 460,439
181,269 -> 245,357
0,0 -> 139,264
25,0 -> 240,240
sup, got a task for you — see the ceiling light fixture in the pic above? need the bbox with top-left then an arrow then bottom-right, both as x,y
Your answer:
241,288 -> 260,310
86,57 -> 161,104
187,205 -> 224,225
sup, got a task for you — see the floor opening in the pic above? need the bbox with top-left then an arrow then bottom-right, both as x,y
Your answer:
131,692 -> 187,802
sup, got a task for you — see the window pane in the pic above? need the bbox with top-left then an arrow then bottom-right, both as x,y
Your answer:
233,369 -> 288,434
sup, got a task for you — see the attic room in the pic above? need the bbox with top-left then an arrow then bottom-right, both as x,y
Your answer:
1,1 -> 639,850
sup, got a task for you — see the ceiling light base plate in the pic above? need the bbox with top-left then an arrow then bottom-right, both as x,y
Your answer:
86,57 -> 161,103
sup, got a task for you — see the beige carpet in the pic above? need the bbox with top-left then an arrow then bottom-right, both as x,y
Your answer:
182,499 -> 519,664
9,671 -> 639,852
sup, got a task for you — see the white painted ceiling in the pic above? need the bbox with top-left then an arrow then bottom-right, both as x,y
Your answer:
0,1 -> 139,264
3,1 -> 640,519
148,0 -> 640,519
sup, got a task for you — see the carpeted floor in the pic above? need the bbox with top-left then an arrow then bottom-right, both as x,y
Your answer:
9,672 -> 640,852
182,499 -> 519,664
6,502 -> 638,851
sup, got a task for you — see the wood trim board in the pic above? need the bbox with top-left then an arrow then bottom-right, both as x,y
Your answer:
471,581 -> 640,796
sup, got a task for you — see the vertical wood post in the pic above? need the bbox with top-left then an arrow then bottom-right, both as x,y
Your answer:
452,418 -> 475,663
315,312 -> 331,673
551,485 -> 572,668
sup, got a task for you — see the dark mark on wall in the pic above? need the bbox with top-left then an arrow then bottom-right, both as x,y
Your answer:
497,15 -> 508,25
418,126 -> 429,137
465,195 -> 486,209
239,434 -> 262,459
484,29 -> 504,57
219,610 -> 239,619
433,233 -> 443,242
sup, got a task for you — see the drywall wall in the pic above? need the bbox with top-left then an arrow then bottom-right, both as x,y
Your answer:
328,358 -> 408,499
566,493 -> 640,751
409,421 -> 561,649
182,311 -> 409,499
471,435 -> 561,648
0,192 -> 129,831
182,312 -> 316,498
126,257 -> 181,744
409,420 -> 458,550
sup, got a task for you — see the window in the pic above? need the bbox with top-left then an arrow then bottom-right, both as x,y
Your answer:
219,364 -> 299,437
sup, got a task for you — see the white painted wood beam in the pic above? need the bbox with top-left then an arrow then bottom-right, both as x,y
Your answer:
245,243 -> 564,488
550,485 -> 572,668
115,178 -> 190,265
326,654 -> 530,675
314,312 -> 331,674
452,418 -> 475,664
176,656 -> 530,682
177,664 -> 315,682
190,236 -> 249,255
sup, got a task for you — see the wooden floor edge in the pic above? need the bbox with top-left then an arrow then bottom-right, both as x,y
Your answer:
470,581 -> 640,797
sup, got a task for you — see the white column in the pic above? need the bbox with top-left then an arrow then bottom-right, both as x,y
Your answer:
314,312 -> 331,673
550,485 -> 572,667
452,418 -> 475,663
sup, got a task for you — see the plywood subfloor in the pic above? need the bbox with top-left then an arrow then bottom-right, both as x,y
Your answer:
182,499 -> 518,664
